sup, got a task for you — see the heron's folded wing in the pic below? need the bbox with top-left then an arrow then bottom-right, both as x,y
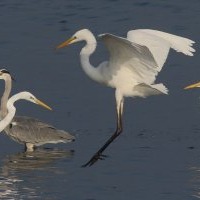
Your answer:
13,116 -> 56,130
12,116 -> 74,141
9,116 -> 57,143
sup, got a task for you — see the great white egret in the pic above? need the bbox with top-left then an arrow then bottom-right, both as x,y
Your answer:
57,28 -> 195,166
0,69 -> 75,151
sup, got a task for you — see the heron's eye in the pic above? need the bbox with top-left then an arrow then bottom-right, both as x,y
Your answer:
1,69 -> 10,74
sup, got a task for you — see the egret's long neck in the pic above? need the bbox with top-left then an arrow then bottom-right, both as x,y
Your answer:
80,39 -> 102,82
0,94 -> 16,132
0,76 -> 12,119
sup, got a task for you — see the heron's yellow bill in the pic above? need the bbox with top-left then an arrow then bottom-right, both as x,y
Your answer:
35,99 -> 52,111
184,82 -> 200,90
56,37 -> 76,49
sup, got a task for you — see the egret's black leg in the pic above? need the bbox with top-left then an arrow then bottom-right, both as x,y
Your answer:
82,98 -> 124,167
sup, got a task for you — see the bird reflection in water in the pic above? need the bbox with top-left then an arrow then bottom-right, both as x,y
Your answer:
0,148 -> 74,199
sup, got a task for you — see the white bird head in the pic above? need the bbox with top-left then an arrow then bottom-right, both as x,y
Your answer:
0,68 -> 13,80
56,29 -> 95,49
14,91 -> 52,111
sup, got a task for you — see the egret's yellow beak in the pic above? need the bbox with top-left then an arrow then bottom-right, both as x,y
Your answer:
56,37 -> 76,49
184,82 -> 200,90
35,99 -> 52,111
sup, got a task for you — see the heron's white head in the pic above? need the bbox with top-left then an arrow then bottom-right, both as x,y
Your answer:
184,82 -> 200,90
0,69 -> 13,80
56,29 -> 96,49
13,91 -> 52,111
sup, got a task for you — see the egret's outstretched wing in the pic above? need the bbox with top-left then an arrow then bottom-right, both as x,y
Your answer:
99,33 -> 159,84
127,29 -> 195,71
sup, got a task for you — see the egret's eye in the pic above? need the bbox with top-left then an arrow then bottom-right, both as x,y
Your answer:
30,96 -> 34,100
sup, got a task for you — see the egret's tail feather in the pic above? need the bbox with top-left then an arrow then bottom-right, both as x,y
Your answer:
134,83 -> 168,97
151,83 -> 169,95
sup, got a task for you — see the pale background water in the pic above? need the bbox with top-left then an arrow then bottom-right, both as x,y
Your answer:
0,0 -> 199,199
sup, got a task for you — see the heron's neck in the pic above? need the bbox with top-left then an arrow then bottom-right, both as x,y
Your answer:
1,76 -> 12,119
0,96 -> 15,132
80,40 -> 102,82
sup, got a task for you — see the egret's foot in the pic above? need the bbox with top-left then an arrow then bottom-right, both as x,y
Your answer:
81,153 -> 108,167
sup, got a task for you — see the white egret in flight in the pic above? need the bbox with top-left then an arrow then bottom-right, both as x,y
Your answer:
57,28 -> 195,166
0,69 -> 75,151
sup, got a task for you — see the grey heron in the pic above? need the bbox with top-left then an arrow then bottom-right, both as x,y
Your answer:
56,28 -> 195,166
0,69 -> 75,151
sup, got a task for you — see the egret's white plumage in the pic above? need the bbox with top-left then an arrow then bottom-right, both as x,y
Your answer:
57,28 -> 195,166
127,29 -> 195,69
0,91 -> 51,132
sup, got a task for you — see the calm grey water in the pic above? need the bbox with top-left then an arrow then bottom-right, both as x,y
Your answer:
0,0 -> 199,199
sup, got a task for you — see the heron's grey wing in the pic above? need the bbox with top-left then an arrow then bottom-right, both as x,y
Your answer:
127,29 -> 195,71
5,116 -> 75,144
99,33 -> 159,84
